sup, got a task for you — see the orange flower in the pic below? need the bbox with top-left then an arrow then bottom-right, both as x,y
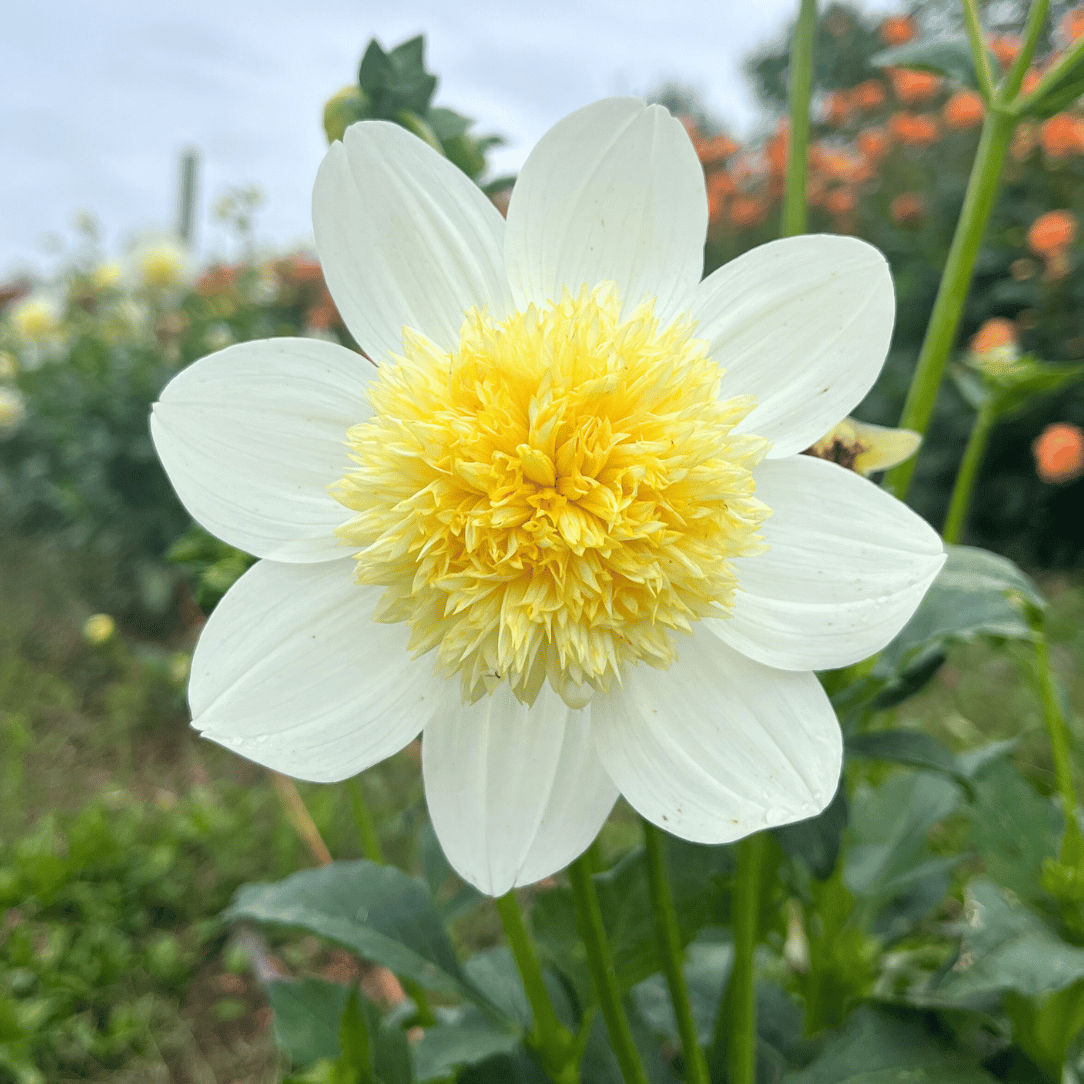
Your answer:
852,80 -> 886,112
195,264 -> 239,296
707,171 -> 736,221
1033,422 -> 1084,483
821,91 -> 853,127
1022,68 -> 1043,95
1028,210 -> 1078,255
970,317 -> 1017,355
695,133 -> 739,167
729,196 -> 768,229
824,188 -> 857,216
857,126 -> 890,163
1040,114 -> 1084,158
891,193 -> 924,225
889,68 -> 942,105
890,112 -> 940,146
988,35 -> 1021,69
943,89 -> 985,130
1061,6 -> 1084,42
880,15 -> 916,45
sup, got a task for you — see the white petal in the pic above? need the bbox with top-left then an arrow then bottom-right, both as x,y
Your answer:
707,455 -> 946,671
151,337 -> 367,562
313,121 -> 510,361
591,628 -> 841,844
504,98 -> 707,323
190,559 -> 443,782
691,235 -> 895,457
422,683 -> 618,896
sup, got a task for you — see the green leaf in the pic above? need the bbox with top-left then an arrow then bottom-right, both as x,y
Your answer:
226,861 -> 473,1001
870,37 -> 979,90
338,991 -> 372,1081
1006,979 -> 1084,1081
773,784 -> 848,880
966,759 -> 1061,902
935,879 -> 1084,1003
412,1007 -> 521,1082
266,978 -> 351,1067
358,40 -> 393,94
852,546 -> 1043,710
846,731 -> 973,796
780,1004 -> 997,1083
427,107 -> 473,141
955,356 -> 1084,419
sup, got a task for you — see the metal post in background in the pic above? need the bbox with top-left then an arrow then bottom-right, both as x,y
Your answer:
176,147 -> 200,247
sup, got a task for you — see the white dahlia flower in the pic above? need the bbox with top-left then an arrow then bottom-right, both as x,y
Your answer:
151,98 -> 945,896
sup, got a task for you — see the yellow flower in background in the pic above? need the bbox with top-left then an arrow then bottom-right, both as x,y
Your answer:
807,418 -> 921,476
0,351 -> 17,380
152,98 -> 945,895
83,613 -> 116,645
0,386 -> 27,434
91,262 -> 122,290
136,238 -> 189,289
10,295 -> 61,342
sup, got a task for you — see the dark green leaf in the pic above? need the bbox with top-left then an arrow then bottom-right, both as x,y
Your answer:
412,1007 -> 521,1082
427,107 -> 472,141
266,978 -> 351,1068
773,784 -> 848,880
358,40 -> 393,94
935,879 -> 1084,1003
226,861 -> 472,1000
870,37 -> 979,89
846,731 -> 972,795
780,1004 -> 997,1083
967,760 -> 1060,902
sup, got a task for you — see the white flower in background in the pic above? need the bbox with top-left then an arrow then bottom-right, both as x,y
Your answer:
10,294 -> 61,343
151,98 -> 945,896
806,418 -> 921,476
0,385 -> 26,435
132,236 -> 190,290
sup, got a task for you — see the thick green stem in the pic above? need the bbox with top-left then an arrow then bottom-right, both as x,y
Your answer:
567,856 -> 650,1084
345,777 -> 436,1027
942,398 -> 996,544
347,777 -> 384,864
781,0 -> 817,237
722,834 -> 765,1084
641,820 -> 710,1084
1034,631 -> 1080,832
883,107 -> 1017,500
494,892 -> 576,1082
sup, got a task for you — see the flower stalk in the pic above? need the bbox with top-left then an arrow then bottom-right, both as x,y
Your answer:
781,0 -> 818,238
941,397 -> 996,544
641,819 -> 710,1084
1032,629 -> 1081,843
493,892 -> 578,1083
717,833 -> 766,1084
567,855 -> 651,1084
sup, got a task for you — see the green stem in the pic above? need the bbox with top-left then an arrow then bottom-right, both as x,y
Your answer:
961,0 -> 996,101
1001,0 -> 1051,102
721,833 -> 765,1084
567,856 -> 650,1084
493,892 -> 576,1082
883,106 -> 1017,500
1034,630 -> 1080,831
1021,28 -> 1084,112
781,0 -> 817,238
346,777 -> 436,1027
347,777 -> 384,864
942,397 -> 996,544
641,820 -> 710,1084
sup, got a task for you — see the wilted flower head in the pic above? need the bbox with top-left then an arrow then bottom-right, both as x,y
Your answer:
1033,422 -> 1084,483
151,98 -> 944,895
806,418 -> 921,476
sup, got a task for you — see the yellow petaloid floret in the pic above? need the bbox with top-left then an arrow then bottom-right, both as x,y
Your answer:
333,283 -> 771,709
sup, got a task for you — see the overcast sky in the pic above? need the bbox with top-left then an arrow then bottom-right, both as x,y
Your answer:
1,0 -> 897,281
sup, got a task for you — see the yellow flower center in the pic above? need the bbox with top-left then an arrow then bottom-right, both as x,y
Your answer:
332,283 -> 771,709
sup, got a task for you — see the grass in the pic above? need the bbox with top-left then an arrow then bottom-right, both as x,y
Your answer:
1,539 -> 1081,1083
